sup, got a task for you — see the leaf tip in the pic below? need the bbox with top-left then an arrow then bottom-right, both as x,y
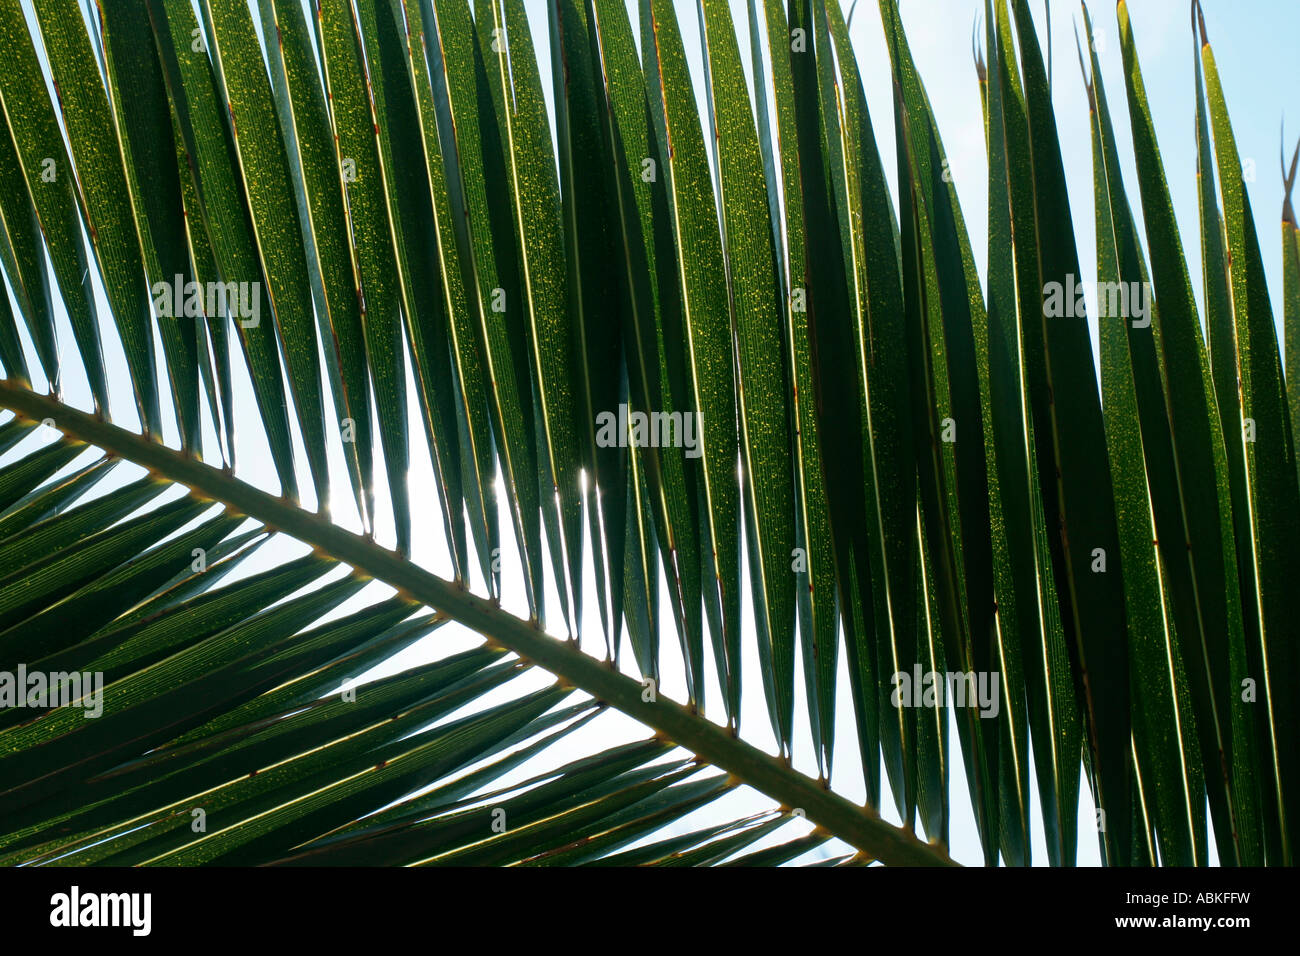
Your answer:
1192,0 -> 1209,48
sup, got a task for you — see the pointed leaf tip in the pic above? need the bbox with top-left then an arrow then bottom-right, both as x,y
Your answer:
1074,18 -> 1094,110
1283,132 -> 1298,225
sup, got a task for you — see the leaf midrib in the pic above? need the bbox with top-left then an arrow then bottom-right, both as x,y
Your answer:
0,380 -> 956,867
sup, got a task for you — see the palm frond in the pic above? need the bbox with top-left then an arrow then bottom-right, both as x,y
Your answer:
0,0 -> 1293,867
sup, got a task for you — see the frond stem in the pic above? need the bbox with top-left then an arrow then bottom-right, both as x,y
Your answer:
0,380 -> 958,866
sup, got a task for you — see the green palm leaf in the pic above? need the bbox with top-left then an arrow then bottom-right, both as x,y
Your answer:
0,0 -> 1292,868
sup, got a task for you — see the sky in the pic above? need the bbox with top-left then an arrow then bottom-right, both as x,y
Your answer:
4,0 -> 1297,866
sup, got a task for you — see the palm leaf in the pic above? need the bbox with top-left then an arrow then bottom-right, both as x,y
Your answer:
0,0 -> 1292,867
